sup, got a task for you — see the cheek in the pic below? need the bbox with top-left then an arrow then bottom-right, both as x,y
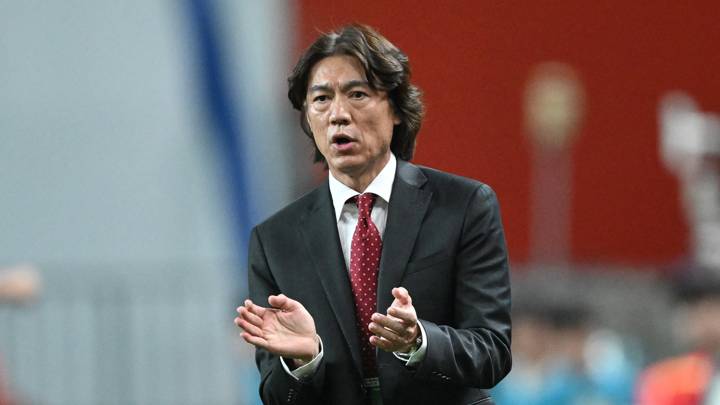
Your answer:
376,121 -> 395,148
312,132 -> 329,154
363,118 -> 395,146
307,113 -> 327,137
378,110 -> 398,144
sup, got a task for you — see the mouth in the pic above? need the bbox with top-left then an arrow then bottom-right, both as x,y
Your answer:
331,133 -> 356,146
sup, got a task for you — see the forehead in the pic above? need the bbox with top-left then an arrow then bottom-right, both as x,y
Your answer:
307,55 -> 367,88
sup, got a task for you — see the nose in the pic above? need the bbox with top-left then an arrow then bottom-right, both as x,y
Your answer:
329,98 -> 351,126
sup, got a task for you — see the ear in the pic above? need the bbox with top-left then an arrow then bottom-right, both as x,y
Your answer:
389,100 -> 402,125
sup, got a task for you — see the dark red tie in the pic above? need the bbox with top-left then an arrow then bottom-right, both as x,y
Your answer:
349,193 -> 382,377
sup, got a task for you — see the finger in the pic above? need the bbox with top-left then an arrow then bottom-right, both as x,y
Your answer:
391,287 -> 412,306
238,307 -> 264,328
369,335 -> 397,352
369,322 -> 403,343
236,318 -> 264,338
244,300 -> 267,317
241,332 -> 268,349
387,306 -> 416,323
371,313 -> 407,336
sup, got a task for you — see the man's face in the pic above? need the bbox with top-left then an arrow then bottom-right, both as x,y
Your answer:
305,55 -> 399,188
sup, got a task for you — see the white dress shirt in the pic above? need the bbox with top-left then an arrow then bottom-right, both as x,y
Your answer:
282,154 -> 428,380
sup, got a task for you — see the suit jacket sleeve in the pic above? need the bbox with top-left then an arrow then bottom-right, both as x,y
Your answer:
413,183 -> 512,388
247,227 -> 326,404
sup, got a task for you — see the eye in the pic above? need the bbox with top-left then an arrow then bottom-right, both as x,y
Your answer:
349,91 -> 368,100
313,95 -> 329,103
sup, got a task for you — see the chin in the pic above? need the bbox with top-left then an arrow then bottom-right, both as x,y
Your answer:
329,156 -> 365,172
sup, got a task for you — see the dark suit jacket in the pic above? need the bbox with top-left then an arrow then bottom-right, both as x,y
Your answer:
248,160 -> 512,405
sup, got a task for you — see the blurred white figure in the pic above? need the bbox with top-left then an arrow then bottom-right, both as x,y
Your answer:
660,93 -> 720,271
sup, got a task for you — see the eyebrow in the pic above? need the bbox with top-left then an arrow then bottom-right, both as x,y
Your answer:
308,80 -> 371,94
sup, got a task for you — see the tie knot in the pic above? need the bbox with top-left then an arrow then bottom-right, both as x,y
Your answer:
354,193 -> 377,217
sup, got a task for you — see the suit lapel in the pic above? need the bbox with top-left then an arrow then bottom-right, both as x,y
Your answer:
299,184 -> 363,375
377,161 -> 432,312
299,162 -> 431,375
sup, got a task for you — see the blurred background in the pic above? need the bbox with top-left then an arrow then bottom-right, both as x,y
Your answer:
2,1 -> 719,404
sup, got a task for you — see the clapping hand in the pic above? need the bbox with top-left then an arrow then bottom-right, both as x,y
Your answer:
235,294 -> 319,366
368,287 -> 419,353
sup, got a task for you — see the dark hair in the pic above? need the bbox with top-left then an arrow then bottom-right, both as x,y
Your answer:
287,24 -> 424,163
673,267 -> 720,304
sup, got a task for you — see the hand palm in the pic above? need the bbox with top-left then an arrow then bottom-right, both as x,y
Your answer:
262,307 -> 313,341
257,302 -> 316,359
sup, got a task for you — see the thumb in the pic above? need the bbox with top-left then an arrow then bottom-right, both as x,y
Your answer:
268,294 -> 297,311
392,287 -> 411,306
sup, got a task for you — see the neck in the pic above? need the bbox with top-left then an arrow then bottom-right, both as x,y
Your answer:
330,153 -> 391,193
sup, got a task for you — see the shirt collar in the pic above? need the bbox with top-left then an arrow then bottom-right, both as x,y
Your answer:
328,153 -> 397,222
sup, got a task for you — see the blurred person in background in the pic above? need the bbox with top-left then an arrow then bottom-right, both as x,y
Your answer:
493,300 -> 636,405
491,302 -> 555,405
636,269 -> 720,405
659,93 -> 720,273
234,24 -> 511,404
0,265 -> 41,405
636,93 -> 720,404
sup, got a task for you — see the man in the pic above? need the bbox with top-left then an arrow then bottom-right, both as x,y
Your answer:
235,24 -> 511,404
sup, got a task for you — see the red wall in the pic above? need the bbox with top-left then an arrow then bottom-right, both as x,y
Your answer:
296,1 -> 720,266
